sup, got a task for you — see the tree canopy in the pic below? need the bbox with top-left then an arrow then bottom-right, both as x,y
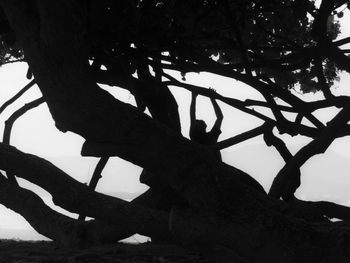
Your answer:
1,0 -> 350,262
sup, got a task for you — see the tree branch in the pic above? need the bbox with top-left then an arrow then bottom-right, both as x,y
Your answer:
2,96 -> 45,185
155,55 -> 323,137
269,103 -> 350,200
0,172 -> 145,247
0,172 -> 81,246
311,0 -> 350,72
0,143 -> 268,256
162,72 -> 275,124
214,124 -> 267,150
3,97 -> 45,144
78,156 -> 109,221
0,143 -> 173,240
0,79 -> 36,116
165,75 -> 319,137
289,199 -> 350,221
263,125 -> 301,201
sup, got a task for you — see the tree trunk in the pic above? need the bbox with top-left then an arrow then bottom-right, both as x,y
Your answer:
0,0 -> 262,217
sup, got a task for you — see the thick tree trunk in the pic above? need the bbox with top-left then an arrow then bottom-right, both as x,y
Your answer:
0,0 -> 264,218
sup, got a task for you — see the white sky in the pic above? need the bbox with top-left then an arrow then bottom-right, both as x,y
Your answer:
1,8 -> 350,240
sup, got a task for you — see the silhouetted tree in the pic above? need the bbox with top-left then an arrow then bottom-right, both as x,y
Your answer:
1,0 -> 350,262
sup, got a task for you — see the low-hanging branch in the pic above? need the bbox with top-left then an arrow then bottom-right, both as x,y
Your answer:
0,172 -> 141,246
0,172 -> 83,246
0,143 -> 172,239
0,143 -> 264,253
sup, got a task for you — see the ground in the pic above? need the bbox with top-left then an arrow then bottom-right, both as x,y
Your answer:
0,240 -> 215,263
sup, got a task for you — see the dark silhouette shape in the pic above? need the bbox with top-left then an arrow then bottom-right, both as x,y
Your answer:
189,90 -> 223,160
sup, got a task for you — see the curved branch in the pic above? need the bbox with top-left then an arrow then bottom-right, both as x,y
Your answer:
0,143 -> 172,240
3,97 -> 45,144
0,172 -> 82,246
0,172 -> 141,247
3,96 -> 45,185
269,103 -> 350,200
0,79 -> 36,116
263,126 -> 293,162
263,125 -> 301,201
